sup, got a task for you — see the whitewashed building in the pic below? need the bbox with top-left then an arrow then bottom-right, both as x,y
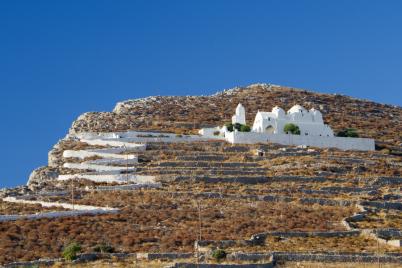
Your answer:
252,105 -> 334,137
198,103 -> 375,151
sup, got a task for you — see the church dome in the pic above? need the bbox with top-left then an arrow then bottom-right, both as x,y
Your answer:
288,105 -> 307,114
272,106 -> 285,118
310,107 -> 321,114
310,108 -> 323,123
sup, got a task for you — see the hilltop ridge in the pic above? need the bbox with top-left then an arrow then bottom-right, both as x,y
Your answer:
70,83 -> 401,148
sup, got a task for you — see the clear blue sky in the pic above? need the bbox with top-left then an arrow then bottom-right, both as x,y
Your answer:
1,1 -> 401,187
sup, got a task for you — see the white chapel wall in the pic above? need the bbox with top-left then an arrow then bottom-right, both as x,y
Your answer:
226,131 -> 375,151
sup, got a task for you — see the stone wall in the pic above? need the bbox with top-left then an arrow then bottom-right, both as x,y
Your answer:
173,263 -> 274,268
250,230 -> 360,241
4,251 -> 402,267
360,201 -> 402,210
271,252 -> 402,263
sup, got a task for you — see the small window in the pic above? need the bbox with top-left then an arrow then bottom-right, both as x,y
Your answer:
305,133 -> 308,136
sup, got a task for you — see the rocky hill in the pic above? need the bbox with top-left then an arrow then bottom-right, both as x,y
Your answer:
71,83 -> 401,148
0,83 -> 401,267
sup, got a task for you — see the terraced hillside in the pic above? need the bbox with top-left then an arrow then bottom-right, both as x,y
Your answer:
1,134 -> 401,265
0,84 -> 401,267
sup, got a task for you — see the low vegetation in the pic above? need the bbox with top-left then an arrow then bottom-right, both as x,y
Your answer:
62,242 -> 82,261
337,128 -> 359,138
0,189 -> 358,264
0,200 -> 67,215
283,123 -> 301,135
355,210 -> 402,229
211,248 -> 227,262
225,123 -> 251,132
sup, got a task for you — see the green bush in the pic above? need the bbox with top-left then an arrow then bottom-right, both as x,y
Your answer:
62,242 -> 81,261
93,243 -> 114,253
225,123 -> 234,132
336,128 -> 359,138
225,123 -> 251,132
212,248 -> 227,262
240,125 -> 251,132
283,123 -> 300,135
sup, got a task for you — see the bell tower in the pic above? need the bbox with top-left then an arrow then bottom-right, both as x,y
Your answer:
232,103 -> 246,125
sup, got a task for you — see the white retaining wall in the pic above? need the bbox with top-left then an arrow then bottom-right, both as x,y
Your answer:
63,162 -> 137,172
62,142 -> 143,181
80,139 -> 147,149
2,196 -> 116,211
0,197 -> 119,222
73,131 -> 224,143
57,174 -> 156,184
63,149 -> 138,160
226,132 -> 375,151
95,183 -> 161,191
87,158 -> 138,165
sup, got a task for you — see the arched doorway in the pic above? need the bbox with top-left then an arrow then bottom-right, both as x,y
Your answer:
265,125 -> 275,134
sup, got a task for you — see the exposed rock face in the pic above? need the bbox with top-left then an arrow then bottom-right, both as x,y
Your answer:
0,186 -> 30,198
48,142 -> 63,167
27,166 -> 59,190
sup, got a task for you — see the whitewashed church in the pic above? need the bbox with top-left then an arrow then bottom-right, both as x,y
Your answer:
232,103 -> 334,137
199,103 -> 375,151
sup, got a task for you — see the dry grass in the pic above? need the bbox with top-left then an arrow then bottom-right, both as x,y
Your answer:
0,189 -> 357,264
356,210 -> 402,229
228,236 -> 402,253
0,200 -> 67,215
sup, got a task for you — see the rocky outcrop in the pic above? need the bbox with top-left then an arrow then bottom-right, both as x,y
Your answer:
0,186 -> 30,198
27,166 -> 59,190
48,139 -> 65,167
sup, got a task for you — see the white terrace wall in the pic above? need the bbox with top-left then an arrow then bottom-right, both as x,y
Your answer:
226,132 -> 375,151
63,162 -> 137,172
0,197 -> 119,222
80,139 -> 147,149
73,131 -> 224,143
57,174 -> 155,184
63,149 -> 138,160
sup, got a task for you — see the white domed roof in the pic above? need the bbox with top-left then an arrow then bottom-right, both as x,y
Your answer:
272,106 -> 285,113
310,107 -> 323,122
310,108 -> 322,114
288,105 -> 307,114
272,106 -> 285,118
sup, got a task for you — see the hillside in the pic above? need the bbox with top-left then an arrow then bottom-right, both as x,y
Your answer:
0,83 -> 401,267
